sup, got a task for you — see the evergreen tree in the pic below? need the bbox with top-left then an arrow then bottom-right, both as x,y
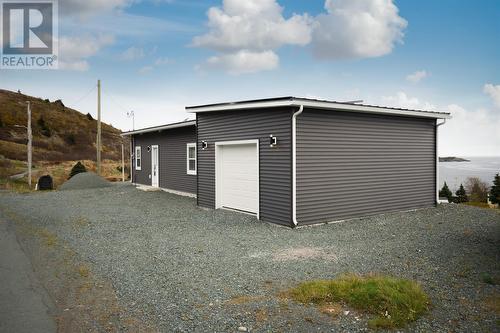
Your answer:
489,173 -> 500,206
455,184 -> 468,203
439,182 -> 453,202
69,161 -> 87,179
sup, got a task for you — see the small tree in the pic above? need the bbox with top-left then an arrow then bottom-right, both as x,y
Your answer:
465,177 -> 489,203
439,182 -> 453,202
69,161 -> 87,179
455,184 -> 468,203
489,173 -> 500,207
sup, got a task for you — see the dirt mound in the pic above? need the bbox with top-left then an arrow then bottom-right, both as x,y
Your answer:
60,172 -> 112,191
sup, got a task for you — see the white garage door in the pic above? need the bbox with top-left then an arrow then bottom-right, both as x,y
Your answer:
216,141 -> 259,215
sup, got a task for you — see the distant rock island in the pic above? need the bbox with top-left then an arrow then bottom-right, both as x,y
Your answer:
439,156 -> 470,162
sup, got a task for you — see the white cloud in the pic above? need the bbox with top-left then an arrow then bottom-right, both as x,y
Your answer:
379,91 -> 500,156
120,46 -> 145,61
201,50 -> 279,75
193,0 -> 310,74
192,0 -> 311,52
60,0 -> 133,18
58,34 -> 114,71
406,70 -> 428,83
483,83 -> 500,109
441,104 -> 500,156
155,57 -> 173,65
138,66 -> 154,74
311,0 -> 407,59
381,92 -> 436,110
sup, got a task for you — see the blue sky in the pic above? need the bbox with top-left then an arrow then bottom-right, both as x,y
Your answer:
1,0 -> 499,155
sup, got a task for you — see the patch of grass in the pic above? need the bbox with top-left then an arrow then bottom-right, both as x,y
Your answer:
287,274 -> 430,329
38,229 -> 57,247
480,273 -> 497,285
78,265 -> 90,278
463,201 -> 495,209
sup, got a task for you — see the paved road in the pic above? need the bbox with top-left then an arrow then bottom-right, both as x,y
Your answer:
0,215 -> 56,333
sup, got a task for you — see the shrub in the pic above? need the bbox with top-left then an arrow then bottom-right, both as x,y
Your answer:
465,177 -> 489,203
439,182 -> 453,202
455,184 -> 468,203
37,116 -> 52,137
288,274 -> 429,329
489,173 -> 500,207
65,133 -> 76,145
68,161 -> 87,179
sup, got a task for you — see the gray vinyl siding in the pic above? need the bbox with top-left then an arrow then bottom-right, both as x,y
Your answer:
296,109 -> 436,225
197,108 -> 293,226
131,126 -> 197,194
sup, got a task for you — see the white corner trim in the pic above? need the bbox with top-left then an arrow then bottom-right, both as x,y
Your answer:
436,119 -> 447,203
292,105 -> 303,226
215,139 -> 260,220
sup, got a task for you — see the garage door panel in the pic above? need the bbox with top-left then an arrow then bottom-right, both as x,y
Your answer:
217,143 -> 259,215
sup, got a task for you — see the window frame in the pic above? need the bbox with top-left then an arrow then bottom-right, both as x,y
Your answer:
135,145 -> 142,170
186,143 -> 197,175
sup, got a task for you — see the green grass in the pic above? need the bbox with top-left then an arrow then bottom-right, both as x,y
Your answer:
288,274 -> 430,329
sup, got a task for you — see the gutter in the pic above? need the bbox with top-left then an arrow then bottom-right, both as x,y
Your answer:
292,105 -> 304,227
435,119 -> 447,203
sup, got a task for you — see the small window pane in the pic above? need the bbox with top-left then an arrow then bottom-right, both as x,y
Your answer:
189,160 -> 196,171
188,146 -> 195,158
137,159 -> 141,168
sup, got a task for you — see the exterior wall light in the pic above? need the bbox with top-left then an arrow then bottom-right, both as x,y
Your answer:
201,141 -> 208,150
269,135 -> 277,147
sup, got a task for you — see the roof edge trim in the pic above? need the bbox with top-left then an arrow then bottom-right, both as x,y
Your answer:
121,120 -> 196,136
186,98 -> 451,119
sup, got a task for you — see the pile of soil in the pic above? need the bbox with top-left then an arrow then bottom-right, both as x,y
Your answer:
59,172 -> 112,191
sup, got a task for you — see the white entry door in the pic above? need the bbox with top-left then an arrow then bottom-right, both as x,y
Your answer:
216,140 -> 259,216
151,145 -> 159,187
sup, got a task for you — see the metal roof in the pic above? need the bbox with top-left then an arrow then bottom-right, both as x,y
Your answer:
121,120 -> 195,136
186,96 -> 451,119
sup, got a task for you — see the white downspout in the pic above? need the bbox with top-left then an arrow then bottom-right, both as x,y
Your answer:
436,119 -> 446,203
292,105 -> 304,226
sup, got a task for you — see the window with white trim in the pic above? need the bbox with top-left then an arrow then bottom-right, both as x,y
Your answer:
135,146 -> 142,170
187,143 -> 196,175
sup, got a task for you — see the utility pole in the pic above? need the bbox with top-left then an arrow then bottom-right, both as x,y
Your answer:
121,143 -> 125,182
97,79 -> 102,175
27,101 -> 32,188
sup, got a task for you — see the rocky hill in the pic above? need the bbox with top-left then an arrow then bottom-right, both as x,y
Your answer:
0,89 -> 125,162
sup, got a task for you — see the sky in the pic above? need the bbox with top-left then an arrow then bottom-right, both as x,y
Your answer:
0,0 -> 499,156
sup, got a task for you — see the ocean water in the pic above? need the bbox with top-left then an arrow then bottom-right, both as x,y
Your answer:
439,156 -> 500,191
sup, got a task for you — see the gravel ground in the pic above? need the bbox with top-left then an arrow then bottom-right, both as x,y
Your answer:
59,172 -> 112,190
1,184 -> 499,332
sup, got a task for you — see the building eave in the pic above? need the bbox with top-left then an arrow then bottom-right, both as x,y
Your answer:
186,97 -> 451,120
121,120 -> 196,136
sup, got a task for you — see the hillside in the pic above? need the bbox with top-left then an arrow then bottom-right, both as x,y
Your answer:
0,89 -> 125,162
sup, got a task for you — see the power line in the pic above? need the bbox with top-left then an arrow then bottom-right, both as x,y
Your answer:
70,84 -> 97,108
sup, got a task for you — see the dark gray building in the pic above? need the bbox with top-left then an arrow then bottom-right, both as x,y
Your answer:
123,97 -> 450,227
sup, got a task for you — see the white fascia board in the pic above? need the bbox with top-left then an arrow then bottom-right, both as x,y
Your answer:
186,99 -> 451,120
121,120 -> 196,136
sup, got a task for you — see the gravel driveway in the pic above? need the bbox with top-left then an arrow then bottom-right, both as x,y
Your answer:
1,184 -> 499,332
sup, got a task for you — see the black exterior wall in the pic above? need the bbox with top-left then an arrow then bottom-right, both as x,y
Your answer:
296,108 -> 436,225
131,125 -> 197,194
196,108 -> 293,226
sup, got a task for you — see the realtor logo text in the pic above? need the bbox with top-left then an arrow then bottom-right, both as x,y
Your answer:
1,0 -> 58,69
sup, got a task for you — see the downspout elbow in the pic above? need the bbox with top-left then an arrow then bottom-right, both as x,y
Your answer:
292,105 -> 304,227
